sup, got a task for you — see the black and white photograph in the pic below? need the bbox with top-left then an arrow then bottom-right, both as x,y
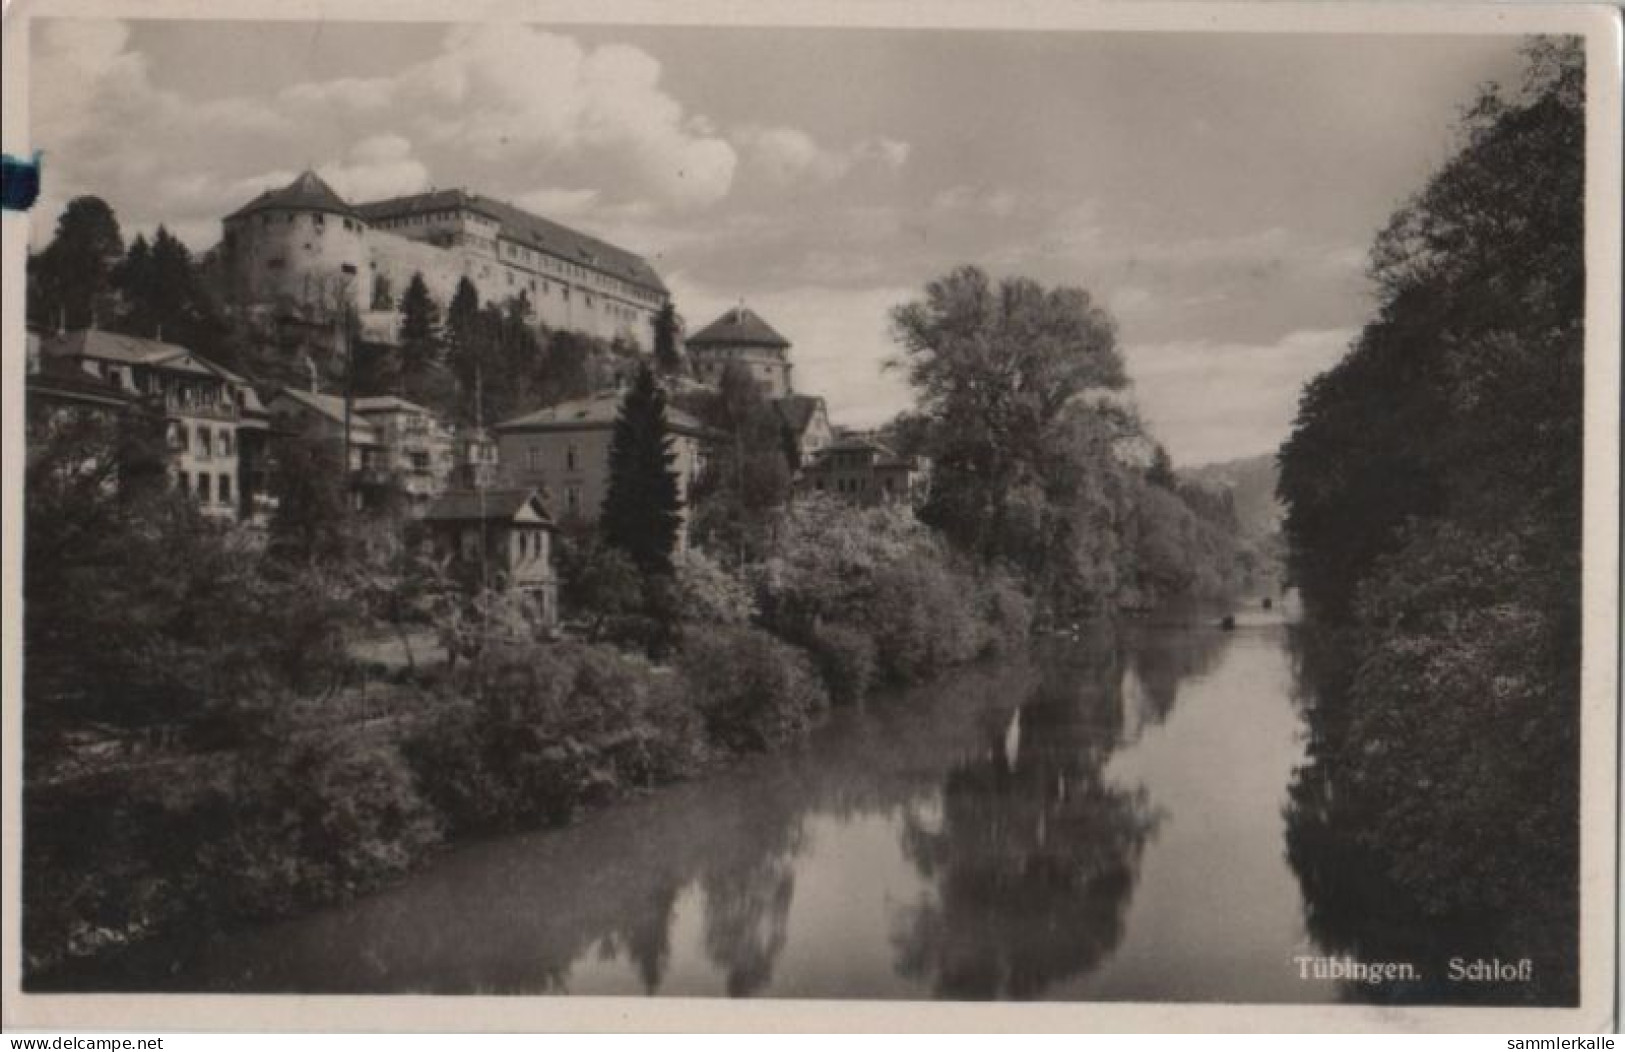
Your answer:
2,0 -> 1619,1033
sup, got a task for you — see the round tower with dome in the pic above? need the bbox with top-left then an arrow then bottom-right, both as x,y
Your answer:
220,170 -> 373,315
686,305 -> 794,397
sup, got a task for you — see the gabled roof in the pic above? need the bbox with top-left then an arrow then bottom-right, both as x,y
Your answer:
424,488 -> 555,526
27,362 -> 139,410
354,394 -> 434,416
270,387 -> 382,444
687,307 -> 791,349
355,189 -> 668,296
45,329 -> 193,368
773,393 -> 827,436
227,170 -> 360,221
810,435 -> 923,470
494,389 -> 709,438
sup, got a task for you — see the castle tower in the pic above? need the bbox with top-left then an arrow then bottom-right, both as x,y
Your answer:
220,170 -> 372,315
686,305 -> 794,397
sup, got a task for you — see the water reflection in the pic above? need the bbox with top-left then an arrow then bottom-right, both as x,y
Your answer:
46,620 -> 1270,1000
892,647 -> 1162,998
1281,625 -> 1579,1006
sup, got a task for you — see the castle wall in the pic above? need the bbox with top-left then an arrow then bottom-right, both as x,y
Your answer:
223,210 -> 372,314
369,227 -> 659,348
690,345 -> 794,397
224,195 -> 665,351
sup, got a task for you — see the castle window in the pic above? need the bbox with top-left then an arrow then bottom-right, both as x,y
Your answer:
341,263 -> 357,275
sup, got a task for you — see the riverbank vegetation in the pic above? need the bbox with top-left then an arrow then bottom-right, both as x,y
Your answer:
25,246 -> 1258,980
1278,38 -> 1583,1000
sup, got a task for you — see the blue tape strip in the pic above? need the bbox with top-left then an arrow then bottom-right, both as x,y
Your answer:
2,151 -> 42,212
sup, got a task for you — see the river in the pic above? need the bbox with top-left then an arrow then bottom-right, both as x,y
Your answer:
63,600 -> 1424,1001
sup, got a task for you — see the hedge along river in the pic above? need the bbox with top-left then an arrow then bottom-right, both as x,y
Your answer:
51,600 -> 1399,1001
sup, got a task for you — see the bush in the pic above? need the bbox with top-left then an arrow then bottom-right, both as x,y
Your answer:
192,737 -> 444,920
22,734 -> 441,978
804,623 -> 877,706
404,642 -> 705,833
673,547 -> 757,626
677,625 -> 829,752
977,573 -> 1035,657
865,557 -> 982,685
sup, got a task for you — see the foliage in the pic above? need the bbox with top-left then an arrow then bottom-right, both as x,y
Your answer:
889,265 -> 1126,565
749,494 -> 1030,695
653,301 -> 683,375
1276,38 -> 1584,960
675,625 -> 829,753
801,623 -> 876,707
27,196 -> 124,331
601,364 -> 684,577
1279,38 -> 1584,622
404,643 -> 705,833
112,226 -> 242,366
685,361 -> 794,561
672,547 -> 759,626
23,735 -> 442,975
266,432 -> 352,567
558,533 -> 645,638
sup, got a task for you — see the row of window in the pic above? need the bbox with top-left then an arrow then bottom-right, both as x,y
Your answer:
170,422 -> 235,457
178,471 -> 233,504
516,530 -> 547,561
527,443 -> 582,472
256,212 -> 363,233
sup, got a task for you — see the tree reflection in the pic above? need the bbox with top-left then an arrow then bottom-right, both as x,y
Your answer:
891,653 -> 1160,999
1118,621 -> 1233,729
1282,625 -> 1579,1006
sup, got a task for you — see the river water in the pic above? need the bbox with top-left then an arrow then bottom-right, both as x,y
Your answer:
69,601 -> 1406,1001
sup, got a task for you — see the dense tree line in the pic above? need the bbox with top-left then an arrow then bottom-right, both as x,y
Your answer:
886,265 -> 1256,618
1277,38 -> 1584,989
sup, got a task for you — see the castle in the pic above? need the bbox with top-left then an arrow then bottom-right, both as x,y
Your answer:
219,171 -> 669,348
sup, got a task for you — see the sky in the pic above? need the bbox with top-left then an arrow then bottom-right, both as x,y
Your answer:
28,19 -> 1529,464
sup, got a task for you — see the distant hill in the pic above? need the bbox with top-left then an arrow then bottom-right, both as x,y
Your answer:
1180,453 -> 1282,541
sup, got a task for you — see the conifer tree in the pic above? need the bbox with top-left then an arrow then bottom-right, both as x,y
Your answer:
27,196 -> 124,331
601,364 -> 683,577
397,272 -> 441,393
653,301 -> 683,376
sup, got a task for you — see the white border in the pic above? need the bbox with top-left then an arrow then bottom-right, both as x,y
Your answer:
1,0 -> 1619,1033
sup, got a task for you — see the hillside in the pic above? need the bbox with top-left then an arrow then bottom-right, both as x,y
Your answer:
1181,453 -> 1282,541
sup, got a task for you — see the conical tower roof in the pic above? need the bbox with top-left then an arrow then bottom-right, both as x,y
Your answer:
687,305 -> 791,349
227,170 -> 360,221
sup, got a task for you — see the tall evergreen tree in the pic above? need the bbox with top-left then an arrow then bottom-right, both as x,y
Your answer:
652,301 -> 683,376
397,271 -> 442,403
445,276 -> 481,362
28,196 -> 124,331
601,364 -> 684,577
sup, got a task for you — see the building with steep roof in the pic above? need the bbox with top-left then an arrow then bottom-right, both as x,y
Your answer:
40,329 -> 271,519
422,487 -> 559,629
801,435 -> 930,507
221,171 -> 373,315
772,393 -> 833,468
493,389 -> 710,541
686,306 -> 795,397
219,172 -> 670,348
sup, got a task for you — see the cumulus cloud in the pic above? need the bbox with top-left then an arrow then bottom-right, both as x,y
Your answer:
736,126 -> 911,187
318,134 -> 430,202
28,19 -> 756,248
406,25 -> 737,209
